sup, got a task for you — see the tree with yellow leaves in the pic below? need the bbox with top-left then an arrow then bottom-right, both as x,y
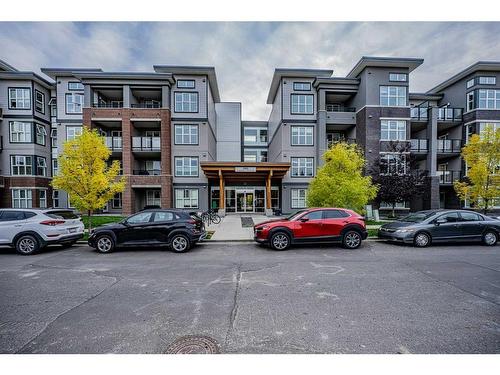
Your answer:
454,125 -> 500,214
51,128 -> 126,233
307,142 -> 378,213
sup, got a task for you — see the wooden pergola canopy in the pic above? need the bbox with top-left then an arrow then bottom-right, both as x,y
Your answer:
200,162 -> 291,181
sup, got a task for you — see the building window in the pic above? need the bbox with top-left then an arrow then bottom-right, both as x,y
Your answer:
66,126 -> 83,140
177,80 -> 195,89
144,160 -> 161,175
291,157 -> 314,177
243,149 -> 267,162
8,88 -> 31,109
380,201 -> 408,209
466,91 -> 475,111
175,189 -> 199,209
466,79 -> 475,89
293,82 -> 311,91
9,121 -> 32,143
380,86 -> 407,106
12,189 -> 32,208
174,92 -> 198,113
35,124 -> 47,146
291,126 -> 314,145
68,82 -> 84,90
39,190 -> 47,209
243,127 -> 267,145
380,120 -> 406,141
175,157 -> 199,177
478,76 -> 496,85
52,190 -> 59,208
389,73 -> 407,82
146,190 -> 161,206
478,89 -> 500,109
35,90 -> 45,114
65,93 -> 84,114
36,157 -> 47,176
112,193 -> 122,209
380,153 -> 408,175
50,102 -> 57,117
479,122 -> 500,137
291,189 -> 307,208
291,94 -> 314,114
52,158 -> 58,176
174,124 -> 199,145
51,128 -> 58,148
11,155 -> 33,175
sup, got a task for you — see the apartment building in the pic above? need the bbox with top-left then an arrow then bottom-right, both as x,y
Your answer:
1,56 -> 499,215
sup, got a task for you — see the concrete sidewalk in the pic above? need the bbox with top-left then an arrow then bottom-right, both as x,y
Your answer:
209,214 -> 270,241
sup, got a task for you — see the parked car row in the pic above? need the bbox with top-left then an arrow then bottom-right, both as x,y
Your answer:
0,207 -> 499,255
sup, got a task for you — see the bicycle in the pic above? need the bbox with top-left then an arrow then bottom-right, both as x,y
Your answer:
201,209 -> 221,225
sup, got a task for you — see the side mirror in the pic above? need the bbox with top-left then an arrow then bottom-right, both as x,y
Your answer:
300,217 -> 309,222
435,218 -> 446,225
121,220 -> 130,226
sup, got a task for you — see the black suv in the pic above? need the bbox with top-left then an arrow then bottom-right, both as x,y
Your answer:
88,209 -> 205,253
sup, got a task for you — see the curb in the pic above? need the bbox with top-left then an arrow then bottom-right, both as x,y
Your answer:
76,238 -> 385,245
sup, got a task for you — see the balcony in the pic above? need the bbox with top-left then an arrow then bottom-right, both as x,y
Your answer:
326,137 -> 356,148
105,136 -> 123,151
0,176 -> 4,188
326,104 -> 355,112
132,137 -> 161,151
437,107 -> 463,122
93,101 -> 123,108
410,107 -> 429,121
437,170 -> 461,184
131,101 -> 161,109
133,169 -> 161,176
410,139 -> 428,152
437,139 -> 462,153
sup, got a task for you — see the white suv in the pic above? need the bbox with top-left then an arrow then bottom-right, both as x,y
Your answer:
0,209 -> 84,255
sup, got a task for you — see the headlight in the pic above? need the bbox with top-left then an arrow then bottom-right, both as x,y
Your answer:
257,225 -> 269,230
395,228 -> 415,233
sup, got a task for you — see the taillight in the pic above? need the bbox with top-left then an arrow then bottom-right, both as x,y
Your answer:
40,220 -> 65,226
188,219 -> 197,224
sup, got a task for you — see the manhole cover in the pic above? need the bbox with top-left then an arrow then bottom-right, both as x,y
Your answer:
165,335 -> 221,354
241,216 -> 254,228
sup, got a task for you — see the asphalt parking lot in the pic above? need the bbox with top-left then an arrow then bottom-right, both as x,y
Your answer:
0,240 -> 499,354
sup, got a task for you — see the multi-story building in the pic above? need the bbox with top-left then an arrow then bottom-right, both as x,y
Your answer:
1,56 -> 499,215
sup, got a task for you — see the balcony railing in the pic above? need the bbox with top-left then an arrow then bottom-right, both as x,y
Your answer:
437,107 -> 463,122
437,170 -> 461,184
132,136 -> 161,151
410,106 -> 429,121
437,139 -> 462,153
93,101 -> 123,108
133,169 -> 161,176
325,104 -> 356,112
410,139 -> 428,152
105,136 -> 123,150
131,101 -> 161,108
327,137 -> 356,148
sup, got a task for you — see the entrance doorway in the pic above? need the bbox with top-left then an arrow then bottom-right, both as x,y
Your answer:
236,189 -> 254,213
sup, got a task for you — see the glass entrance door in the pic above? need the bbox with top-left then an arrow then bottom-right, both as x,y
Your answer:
236,189 -> 254,213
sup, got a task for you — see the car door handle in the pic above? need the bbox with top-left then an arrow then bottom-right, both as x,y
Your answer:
14,224 -> 23,227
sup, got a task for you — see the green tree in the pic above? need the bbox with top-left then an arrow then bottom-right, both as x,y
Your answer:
51,128 -> 126,233
306,142 -> 378,213
454,126 -> 500,213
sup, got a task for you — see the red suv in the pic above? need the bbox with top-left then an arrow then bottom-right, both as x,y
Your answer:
254,208 -> 367,250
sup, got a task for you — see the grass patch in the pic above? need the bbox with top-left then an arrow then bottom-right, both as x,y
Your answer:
367,228 -> 379,238
366,220 -> 387,225
81,215 -> 124,229
205,231 -> 215,240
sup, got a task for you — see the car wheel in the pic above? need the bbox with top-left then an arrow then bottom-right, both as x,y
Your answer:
413,232 -> 431,248
15,235 -> 40,255
171,234 -> 190,253
270,231 -> 291,251
96,235 -> 115,253
342,230 -> 362,249
482,231 -> 498,246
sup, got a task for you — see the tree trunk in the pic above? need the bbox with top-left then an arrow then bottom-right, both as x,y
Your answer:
392,203 -> 396,218
88,209 -> 92,235
483,199 -> 489,215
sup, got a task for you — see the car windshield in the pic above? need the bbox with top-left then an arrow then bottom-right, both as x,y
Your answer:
286,210 -> 307,221
44,210 -> 79,220
400,212 -> 434,223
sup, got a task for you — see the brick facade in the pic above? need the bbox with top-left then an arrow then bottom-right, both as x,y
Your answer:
1,177 -> 53,208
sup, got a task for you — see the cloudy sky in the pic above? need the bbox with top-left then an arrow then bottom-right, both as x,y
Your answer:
1,22 -> 499,119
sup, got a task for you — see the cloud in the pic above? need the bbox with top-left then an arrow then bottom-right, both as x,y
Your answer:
1,22 -> 499,119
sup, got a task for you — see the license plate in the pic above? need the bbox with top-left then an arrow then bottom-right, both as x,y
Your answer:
69,228 -> 77,233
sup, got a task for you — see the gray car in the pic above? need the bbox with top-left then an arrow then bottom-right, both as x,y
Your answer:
378,209 -> 500,247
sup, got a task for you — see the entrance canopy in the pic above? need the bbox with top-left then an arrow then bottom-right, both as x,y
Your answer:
200,162 -> 291,214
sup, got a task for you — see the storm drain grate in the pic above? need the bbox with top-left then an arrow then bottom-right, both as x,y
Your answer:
241,216 -> 255,228
165,335 -> 221,354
